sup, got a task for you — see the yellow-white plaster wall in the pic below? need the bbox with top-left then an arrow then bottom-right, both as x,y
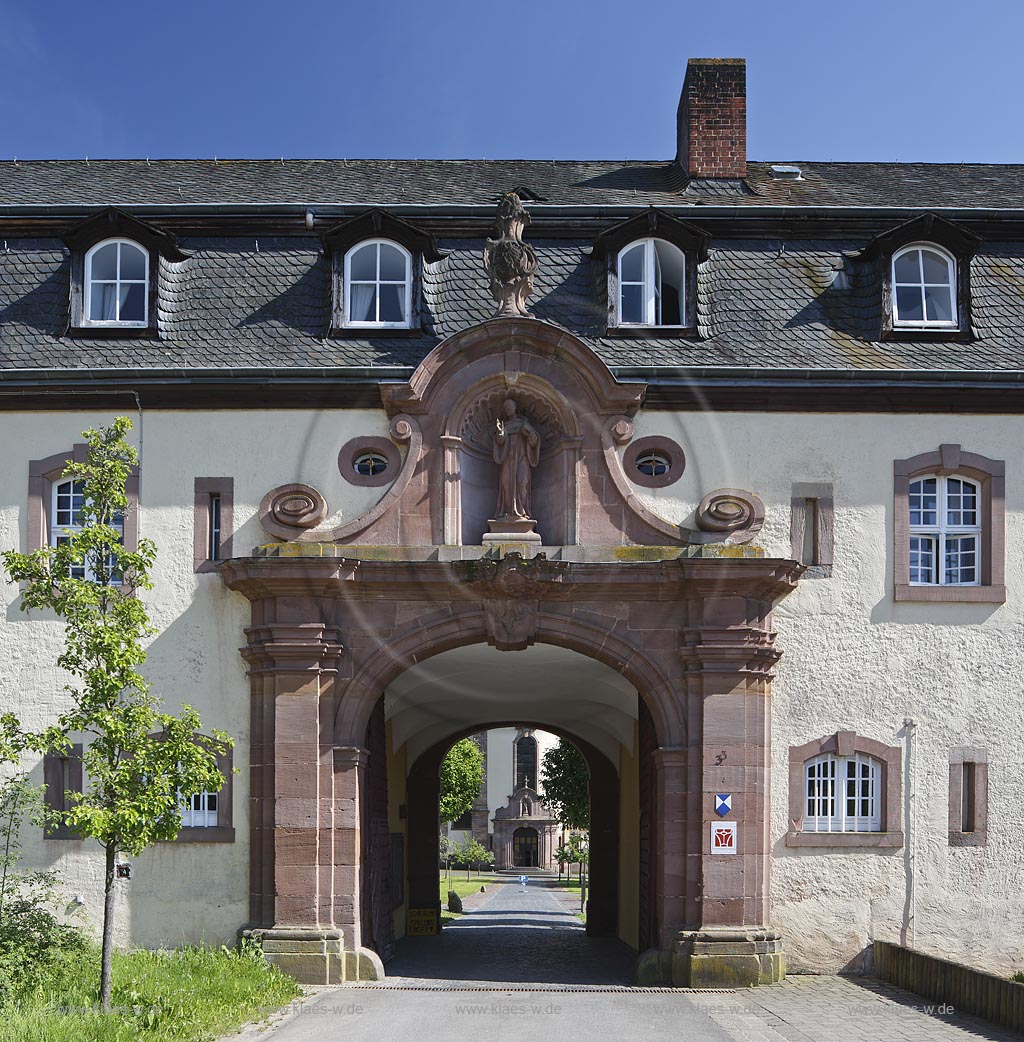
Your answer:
628,410 -> 1024,976
0,407 -> 389,949
2,404 -> 1022,975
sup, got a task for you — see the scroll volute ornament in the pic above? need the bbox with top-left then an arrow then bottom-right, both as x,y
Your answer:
483,192 -> 538,317
696,488 -> 765,535
259,482 -> 328,541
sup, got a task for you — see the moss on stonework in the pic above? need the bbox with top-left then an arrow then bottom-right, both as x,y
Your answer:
253,542 -> 768,561
613,544 -> 765,561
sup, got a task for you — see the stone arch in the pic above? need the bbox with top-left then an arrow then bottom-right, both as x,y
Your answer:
333,607 -> 686,751
403,716 -> 625,937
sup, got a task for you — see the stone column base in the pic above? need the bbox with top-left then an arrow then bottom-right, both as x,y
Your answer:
242,928 -> 385,985
636,929 -> 785,989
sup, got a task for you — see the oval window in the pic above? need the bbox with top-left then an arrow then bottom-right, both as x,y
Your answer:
635,452 -> 670,478
354,452 -> 389,477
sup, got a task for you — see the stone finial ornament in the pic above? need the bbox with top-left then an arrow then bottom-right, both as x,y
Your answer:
483,192 -> 538,317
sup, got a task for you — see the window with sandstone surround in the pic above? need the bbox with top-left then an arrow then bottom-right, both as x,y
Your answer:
949,747 -> 988,847
28,444 -> 139,583
194,478 -> 234,573
154,733 -> 234,844
787,731 -> 903,848
894,445 -> 1004,603
790,482 -> 833,578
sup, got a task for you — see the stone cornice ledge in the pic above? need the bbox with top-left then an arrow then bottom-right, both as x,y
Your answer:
785,831 -> 904,849
219,550 -> 803,604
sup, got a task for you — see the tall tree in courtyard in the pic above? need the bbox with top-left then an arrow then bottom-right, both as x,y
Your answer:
540,739 -> 589,828
2,418 -> 230,1013
438,737 -> 484,824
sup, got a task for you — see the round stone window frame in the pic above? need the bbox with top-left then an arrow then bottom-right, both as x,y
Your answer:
339,436 -> 402,488
623,436 -> 685,489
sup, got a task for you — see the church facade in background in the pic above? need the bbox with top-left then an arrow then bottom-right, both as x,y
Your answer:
1,58 -> 1022,987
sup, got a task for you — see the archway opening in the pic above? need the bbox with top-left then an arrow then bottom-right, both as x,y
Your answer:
512,827 -> 539,867
362,641 -> 659,985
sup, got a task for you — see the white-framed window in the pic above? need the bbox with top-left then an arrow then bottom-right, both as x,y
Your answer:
804,753 -> 881,833
891,243 -> 957,329
908,474 -> 981,586
180,789 -> 219,828
84,238 -> 149,326
616,238 -> 685,326
51,478 -> 123,582
343,239 -> 412,327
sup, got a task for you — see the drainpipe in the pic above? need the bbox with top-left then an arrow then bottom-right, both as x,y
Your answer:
900,717 -> 918,949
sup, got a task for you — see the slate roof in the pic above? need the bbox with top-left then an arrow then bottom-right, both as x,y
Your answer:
2,159 -> 1024,210
5,235 -> 1024,373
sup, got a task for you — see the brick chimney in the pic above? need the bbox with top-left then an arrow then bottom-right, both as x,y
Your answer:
676,58 -> 747,180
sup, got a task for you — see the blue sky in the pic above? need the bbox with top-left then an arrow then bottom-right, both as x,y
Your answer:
2,0 -> 1022,163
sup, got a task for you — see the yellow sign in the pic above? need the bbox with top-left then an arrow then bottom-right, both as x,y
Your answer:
406,908 -> 438,936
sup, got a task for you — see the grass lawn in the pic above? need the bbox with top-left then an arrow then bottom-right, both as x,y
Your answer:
439,870 -> 504,905
1,942 -> 301,1042
553,873 -> 588,924
439,870 -> 505,924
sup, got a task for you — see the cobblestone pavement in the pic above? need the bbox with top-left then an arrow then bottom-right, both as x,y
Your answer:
232,879 -> 1021,1041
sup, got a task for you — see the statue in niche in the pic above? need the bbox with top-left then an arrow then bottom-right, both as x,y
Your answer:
493,399 -> 540,521
483,192 -> 538,317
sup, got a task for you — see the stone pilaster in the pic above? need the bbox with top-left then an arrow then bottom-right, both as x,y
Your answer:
241,617 -> 378,983
672,593 -> 785,987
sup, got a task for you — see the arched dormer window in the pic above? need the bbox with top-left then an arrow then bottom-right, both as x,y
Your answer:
343,239 -> 412,328
61,207 -> 186,338
859,213 -> 979,342
84,239 -> 149,326
322,210 -> 443,337
891,243 -> 957,329
617,238 -> 685,327
594,209 -> 708,337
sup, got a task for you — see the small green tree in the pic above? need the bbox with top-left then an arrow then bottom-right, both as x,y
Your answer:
2,418 -> 230,1012
456,837 -> 489,881
540,739 -> 589,828
438,737 -> 484,824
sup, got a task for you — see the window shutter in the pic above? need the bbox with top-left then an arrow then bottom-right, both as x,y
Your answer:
43,743 -> 83,839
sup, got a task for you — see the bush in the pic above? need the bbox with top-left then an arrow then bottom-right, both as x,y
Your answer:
0,772 -> 88,1007
0,871 -> 86,1007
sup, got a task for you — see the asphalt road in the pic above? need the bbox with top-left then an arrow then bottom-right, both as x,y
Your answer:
231,878 -> 1019,1042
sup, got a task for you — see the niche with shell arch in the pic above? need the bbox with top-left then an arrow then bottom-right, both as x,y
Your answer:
446,376 -> 581,546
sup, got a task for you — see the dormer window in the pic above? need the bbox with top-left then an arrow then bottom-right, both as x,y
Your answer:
60,207 -> 186,338
323,211 -> 442,337
862,213 -> 979,342
617,239 -> 685,327
344,239 -> 412,328
594,209 -> 708,337
84,239 -> 149,326
891,244 -> 957,329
